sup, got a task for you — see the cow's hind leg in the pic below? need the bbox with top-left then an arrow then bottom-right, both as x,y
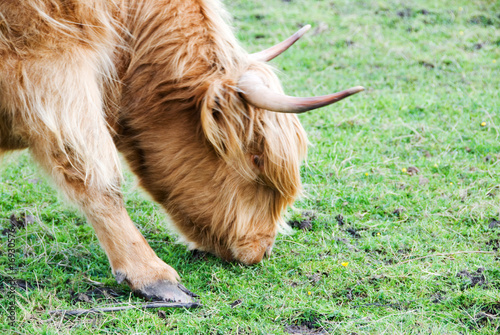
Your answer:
17,56 -> 194,303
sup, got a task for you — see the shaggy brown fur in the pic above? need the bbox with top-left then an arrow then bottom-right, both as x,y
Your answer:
0,0 -> 307,296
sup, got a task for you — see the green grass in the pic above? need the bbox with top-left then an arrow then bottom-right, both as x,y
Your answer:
1,0 -> 499,333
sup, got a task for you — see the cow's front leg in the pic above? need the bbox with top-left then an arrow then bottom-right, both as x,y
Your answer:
6,48 -> 195,302
85,204 -> 196,302
29,137 -> 195,302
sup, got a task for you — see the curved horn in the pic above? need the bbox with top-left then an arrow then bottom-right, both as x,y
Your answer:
238,72 -> 364,114
251,25 -> 311,62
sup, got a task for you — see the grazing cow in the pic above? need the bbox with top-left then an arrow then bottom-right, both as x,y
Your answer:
0,0 -> 363,302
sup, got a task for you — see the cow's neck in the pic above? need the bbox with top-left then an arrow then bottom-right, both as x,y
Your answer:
113,0 -> 245,201
116,0 -> 245,121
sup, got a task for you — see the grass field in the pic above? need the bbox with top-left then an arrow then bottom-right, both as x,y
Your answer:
1,0 -> 499,333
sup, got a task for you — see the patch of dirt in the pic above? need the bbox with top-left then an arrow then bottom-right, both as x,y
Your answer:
430,291 -> 447,303
392,207 -> 405,217
419,60 -> 435,69
335,215 -> 369,239
406,166 -> 420,176
344,40 -> 355,47
481,304 -> 500,317
396,182 -> 408,190
473,304 -> 500,329
302,211 -> 317,220
397,8 -> 413,18
70,287 -> 124,304
2,214 -> 35,234
336,119 -> 364,129
468,15 -> 496,27
368,247 -> 387,255
1,279 -> 37,291
484,154 -> 495,163
367,275 -> 386,284
383,258 -> 396,265
230,299 -> 243,308
307,272 -> 328,286
190,249 -> 209,261
288,211 -> 317,231
317,251 -> 331,259
345,287 -> 358,300
346,227 -> 361,238
285,323 -> 328,335
489,218 -> 500,229
299,220 -> 313,230
457,268 -> 487,288
335,214 -> 345,226
397,247 -> 412,254
486,239 -> 499,252
473,42 -> 484,50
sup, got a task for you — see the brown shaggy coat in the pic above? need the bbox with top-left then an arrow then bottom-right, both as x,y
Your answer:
0,0 -> 307,300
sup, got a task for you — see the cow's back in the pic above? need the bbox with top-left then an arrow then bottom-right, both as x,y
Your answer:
0,0 -> 122,157
0,0 -> 121,58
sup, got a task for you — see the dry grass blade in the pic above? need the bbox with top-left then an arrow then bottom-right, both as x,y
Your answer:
48,301 -> 202,316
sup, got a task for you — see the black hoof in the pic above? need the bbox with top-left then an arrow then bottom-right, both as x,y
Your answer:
134,280 -> 198,303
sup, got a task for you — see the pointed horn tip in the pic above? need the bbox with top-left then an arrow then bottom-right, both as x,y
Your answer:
349,86 -> 365,94
300,24 -> 312,33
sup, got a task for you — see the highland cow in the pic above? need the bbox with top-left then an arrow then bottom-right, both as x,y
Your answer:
0,0 -> 363,302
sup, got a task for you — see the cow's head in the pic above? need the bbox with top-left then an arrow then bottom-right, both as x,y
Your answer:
126,25 -> 363,265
